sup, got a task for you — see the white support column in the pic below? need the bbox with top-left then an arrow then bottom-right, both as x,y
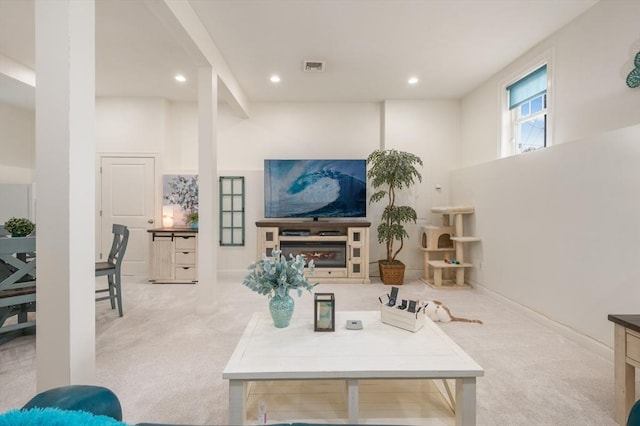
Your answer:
197,67 -> 218,313
34,0 -> 96,390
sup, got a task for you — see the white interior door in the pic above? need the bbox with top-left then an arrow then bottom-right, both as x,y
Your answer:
99,156 -> 155,275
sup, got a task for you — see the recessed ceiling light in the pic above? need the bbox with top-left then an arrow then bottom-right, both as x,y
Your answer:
270,75 -> 281,83
174,74 -> 186,83
408,77 -> 419,85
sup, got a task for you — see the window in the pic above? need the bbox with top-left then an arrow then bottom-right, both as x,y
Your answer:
219,176 -> 245,246
503,64 -> 548,156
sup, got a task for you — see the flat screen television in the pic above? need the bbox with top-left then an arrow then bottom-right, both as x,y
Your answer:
264,159 -> 367,219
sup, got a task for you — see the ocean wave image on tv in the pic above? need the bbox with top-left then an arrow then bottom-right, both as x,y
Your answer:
264,159 -> 367,218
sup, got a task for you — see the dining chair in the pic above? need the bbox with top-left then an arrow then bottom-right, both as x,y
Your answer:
95,224 -> 129,317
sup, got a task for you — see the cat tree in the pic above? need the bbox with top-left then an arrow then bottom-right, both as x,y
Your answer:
420,206 -> 480,288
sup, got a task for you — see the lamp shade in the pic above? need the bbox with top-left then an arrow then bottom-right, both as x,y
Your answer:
162,205 -> 174,228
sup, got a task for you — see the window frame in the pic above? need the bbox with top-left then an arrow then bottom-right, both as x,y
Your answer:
512,93 -> 547,154
500,52 -> 553,158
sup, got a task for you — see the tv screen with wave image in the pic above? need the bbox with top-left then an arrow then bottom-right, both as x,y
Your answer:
264,159 -> 367,219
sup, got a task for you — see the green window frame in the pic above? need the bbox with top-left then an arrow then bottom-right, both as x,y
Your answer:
219,176 -> 245,246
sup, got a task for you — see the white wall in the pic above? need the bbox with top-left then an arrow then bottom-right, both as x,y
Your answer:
460,0 -> 640,168
218,102 -> 380,169
216,102 -> 381,271
96,97 -> 168,155
166,101 -> 198,172
451,126 -> 640,346
382,100 -> 461,271
90,98 -> 463,274
456,0 -> 640,346
552,0 -> 640,145
0,103 -> 34,183
214,101 -> 462,273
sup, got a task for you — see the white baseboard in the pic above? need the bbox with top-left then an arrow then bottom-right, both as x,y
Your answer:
469,280 -> 614,362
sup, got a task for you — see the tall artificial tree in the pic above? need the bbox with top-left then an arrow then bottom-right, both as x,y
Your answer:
367,149 -> 423,264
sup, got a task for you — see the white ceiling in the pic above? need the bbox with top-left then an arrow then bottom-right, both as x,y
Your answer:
0,0 -> 599,108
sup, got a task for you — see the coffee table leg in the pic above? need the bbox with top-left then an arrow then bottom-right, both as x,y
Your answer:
229,380 -> 245,425
455,377 -> 476,426
347,379 -> 359,423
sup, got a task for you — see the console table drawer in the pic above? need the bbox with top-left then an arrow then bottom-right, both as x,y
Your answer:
176,251 -> 195,265
627,330 -> 640,363
175,266 -> 196,281
176,236 -> 197,250
311,268 -> 348,278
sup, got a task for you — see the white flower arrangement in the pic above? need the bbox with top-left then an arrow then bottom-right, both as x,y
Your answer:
243,250 -> 317,299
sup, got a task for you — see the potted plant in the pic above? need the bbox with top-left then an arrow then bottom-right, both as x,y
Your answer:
243,250 -> 317,328
367,149 -> 423,285
186,211 -> 199,229
3,217 -> 35,237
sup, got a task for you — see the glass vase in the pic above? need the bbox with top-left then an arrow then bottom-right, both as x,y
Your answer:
269,293 -> 295,328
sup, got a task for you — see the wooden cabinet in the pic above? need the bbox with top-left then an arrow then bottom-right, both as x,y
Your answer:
256,220 -> 370,284
148,229 -> 197,284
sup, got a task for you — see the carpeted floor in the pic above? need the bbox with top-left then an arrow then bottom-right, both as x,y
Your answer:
0,273 -> 635,425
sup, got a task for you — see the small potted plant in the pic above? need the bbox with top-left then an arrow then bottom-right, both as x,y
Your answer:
367,149 -> 423,285
243,250 -> 317,328
186,211 -> 198,229
3,217 -> 35,237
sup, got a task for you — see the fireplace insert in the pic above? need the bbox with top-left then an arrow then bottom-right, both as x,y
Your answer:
279,241 -> 346,268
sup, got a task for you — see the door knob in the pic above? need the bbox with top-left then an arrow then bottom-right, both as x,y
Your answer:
148,219 -> 154,224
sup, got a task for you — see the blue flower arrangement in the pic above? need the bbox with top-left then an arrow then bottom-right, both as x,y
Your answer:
243,250 -> 317,298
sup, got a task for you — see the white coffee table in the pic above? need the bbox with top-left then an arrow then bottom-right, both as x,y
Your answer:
222,310 -> 483,425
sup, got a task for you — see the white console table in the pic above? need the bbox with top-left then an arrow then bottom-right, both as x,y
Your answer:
147,228 -> 197,284
256,219 -> 370,283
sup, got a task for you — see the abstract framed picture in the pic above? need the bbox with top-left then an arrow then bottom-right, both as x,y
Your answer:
162,174 -> 198,226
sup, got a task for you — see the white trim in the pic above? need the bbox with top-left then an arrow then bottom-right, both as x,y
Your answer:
95,152 -> 160,263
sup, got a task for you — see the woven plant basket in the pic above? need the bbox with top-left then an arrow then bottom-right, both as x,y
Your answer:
378,261 -> 405,285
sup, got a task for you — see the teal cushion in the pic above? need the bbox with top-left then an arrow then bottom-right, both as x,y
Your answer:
0,407 -> 128,426
629,399 -> 640,426
22,385 -> 122,421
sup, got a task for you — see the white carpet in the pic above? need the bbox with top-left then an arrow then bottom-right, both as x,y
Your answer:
0,273 -> 635,425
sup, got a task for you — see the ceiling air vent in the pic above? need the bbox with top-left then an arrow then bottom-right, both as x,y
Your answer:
303,60 -> 326,72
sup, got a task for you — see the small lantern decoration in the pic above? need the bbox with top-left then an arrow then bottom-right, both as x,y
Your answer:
314,293 -> 335,332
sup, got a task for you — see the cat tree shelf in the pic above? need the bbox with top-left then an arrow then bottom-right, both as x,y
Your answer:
426,261 -> 473,287
420,205 -> 480,289
430,206 -> 475,215
450,236 -> 481,243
